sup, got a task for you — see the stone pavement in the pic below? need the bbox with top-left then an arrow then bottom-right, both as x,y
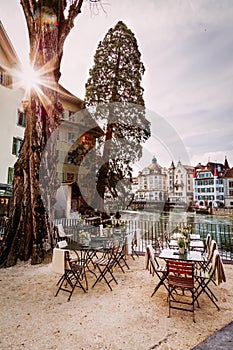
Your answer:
191,321 -> 233,350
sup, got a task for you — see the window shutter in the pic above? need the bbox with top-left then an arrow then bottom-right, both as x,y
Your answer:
12,137 -> 17,155
7,167 -> 14,184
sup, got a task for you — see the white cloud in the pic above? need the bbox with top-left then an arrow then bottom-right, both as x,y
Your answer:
1,0 -> 233,169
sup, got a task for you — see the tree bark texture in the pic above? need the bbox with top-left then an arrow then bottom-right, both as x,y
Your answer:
0,0 -> 85,266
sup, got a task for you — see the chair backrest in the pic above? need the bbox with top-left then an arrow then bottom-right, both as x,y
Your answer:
52,247 -> 67,274
57,223 -> 66,237
124,235 -> 132,254
207,239 -> 218,263
64,250 -> 72,270
111,244 -> 119,256
167,259 -> 194,279
146,245 -> 159,272
205,234 -> 212,254
57,240 -> 68,249
209,250 -> 226,285
164,231 -> 170,242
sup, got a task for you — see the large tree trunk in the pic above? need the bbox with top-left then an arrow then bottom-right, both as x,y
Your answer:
0,0 -> 85,267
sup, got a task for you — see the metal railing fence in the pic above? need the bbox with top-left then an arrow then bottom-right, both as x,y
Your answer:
123,219 -> 233,262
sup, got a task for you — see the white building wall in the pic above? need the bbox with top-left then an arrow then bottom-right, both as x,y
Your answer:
0,84 -> 24,183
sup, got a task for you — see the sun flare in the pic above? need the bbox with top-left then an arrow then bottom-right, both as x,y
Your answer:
16,62 -> 41,93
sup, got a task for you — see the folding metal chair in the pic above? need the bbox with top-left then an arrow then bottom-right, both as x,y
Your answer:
205,233 -> 212,255
195,250 -> 226,311
55,250 -> 87,301
114,239 -> 130,273
146,245 -> 168,297
164,231 -> 170,248
167,259 -> 196,322
92,245 -> 119,291
132,230 -> 140,259
198,239 -> 218,272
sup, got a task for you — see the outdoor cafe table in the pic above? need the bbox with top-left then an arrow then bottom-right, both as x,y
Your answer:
150,249 -> 204,297
64,242 -> 103,290
189,234 -> 201,240
169,239 -> 204,252
189,240 -> 204,251
159,248 -> 204,263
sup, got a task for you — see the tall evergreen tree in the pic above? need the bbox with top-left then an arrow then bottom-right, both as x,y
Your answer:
84,21 -> 151,212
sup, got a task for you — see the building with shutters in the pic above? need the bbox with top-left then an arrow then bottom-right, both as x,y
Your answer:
0,21 -> 102,218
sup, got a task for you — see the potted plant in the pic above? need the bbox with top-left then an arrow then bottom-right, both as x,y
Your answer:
180,224 -> 192,239
79,230 -> 89,245
178,236 -> 186,254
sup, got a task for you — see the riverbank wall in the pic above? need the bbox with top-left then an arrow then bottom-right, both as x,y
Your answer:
212,208 -> 233,217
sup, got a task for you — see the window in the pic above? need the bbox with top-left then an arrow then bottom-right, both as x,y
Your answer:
12,137 -> 23,156
67,152 -> 72,164
17,109 -> 26,127
229,190 -> 233,196
8,167 -> 14,184
68,111 -> 75,122
68,132 -> 75,143
0,66 -> 12,88
67,173 -> 75,181
229,181 -> 233,188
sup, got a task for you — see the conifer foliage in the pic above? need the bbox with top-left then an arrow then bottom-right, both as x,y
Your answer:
84,21 -> 151,209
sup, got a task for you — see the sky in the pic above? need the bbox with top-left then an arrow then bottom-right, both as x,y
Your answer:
1,0 -> 233,172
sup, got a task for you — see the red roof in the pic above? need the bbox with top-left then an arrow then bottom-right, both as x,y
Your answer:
224,167 -> 233,178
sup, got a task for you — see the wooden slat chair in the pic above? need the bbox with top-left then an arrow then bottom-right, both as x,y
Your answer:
195,250 -> 226,311
92,245 -> 119,291
146,245 -> 168,297
167,259 -> 196,322
55,250 -> 87,301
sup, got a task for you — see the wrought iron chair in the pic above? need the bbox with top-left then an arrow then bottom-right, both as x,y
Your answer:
55,250 -> 87,301
167,259 -> 196,322
114,238 -> 130,273
129,230 -> 140,260
146,245 -> 168,297
92,245 -> 119,291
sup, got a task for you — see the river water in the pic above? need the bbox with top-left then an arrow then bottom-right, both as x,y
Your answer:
121,209 -> 233,226
121,209 -> 233,260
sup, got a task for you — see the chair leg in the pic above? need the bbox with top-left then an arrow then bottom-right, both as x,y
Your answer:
55,270 -> 86,301
195,278 -> 220,310
151,273 -> 169,297
92,263 -> 118,291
